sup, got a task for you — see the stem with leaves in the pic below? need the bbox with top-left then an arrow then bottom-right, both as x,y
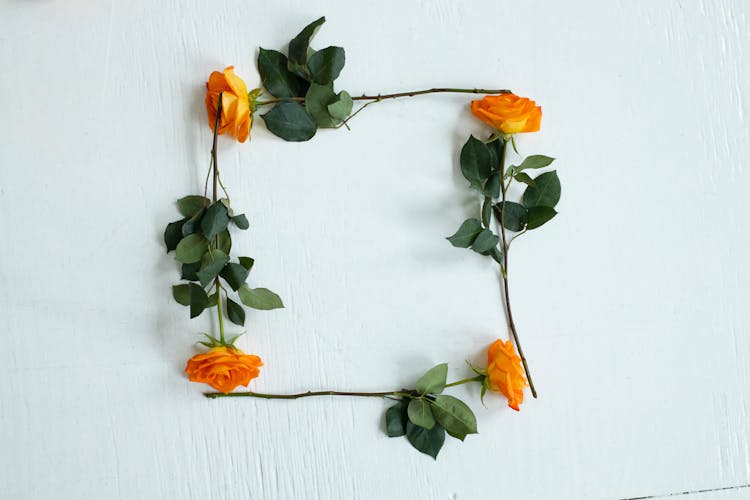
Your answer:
497,139 -> 537,398
255,87 -> 511,107
203,376 -> 481,399
210,94 -> 226,344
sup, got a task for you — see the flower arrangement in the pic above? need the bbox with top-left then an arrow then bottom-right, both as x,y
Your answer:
163,16 -> 560,458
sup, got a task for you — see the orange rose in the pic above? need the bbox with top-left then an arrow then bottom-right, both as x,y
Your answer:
470,93 -> 542,135
185,346 -> 262,393
205,66 -> 252,143
486,339 -> 527,411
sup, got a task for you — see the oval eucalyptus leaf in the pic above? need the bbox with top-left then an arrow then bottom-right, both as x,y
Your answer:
408,399 -> 436,429
405,421 -> 445,460
385,402 -> 407,437
415,363 -> 448,395
471,228 -> 500,254
257,48 -> 305,98
460,135 -> 492,189
522,170 -> 561,208
181,262 -> 200,281
493,202 -> 528,232
175,234 -> 209,264
289,16 -> 326,66
513,155 -> 555,173
188,282 -> 209,318
220,262 -> 250,292
238,285 -> 284,310
232,214 -> 249,230
181,209 -> 204,236
172,284 -> 190,306
238,256 -> 255,271
218,229 -> 232,255
307,46 -> 345,85
430,395 -> 478,440
177,195 -> 209,218
196,250 -> 230,288
226,297 -> 246,326
305,83 -> 340,128
526,206 -> 558,230
262,102 -> 317,142
201,202 -> 230,241
447,218 -> 483,248
327,91 -> 353,120
164,218 -> 188,253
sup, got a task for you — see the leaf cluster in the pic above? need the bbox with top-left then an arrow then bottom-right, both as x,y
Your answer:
258,17 -> 352,142
448,136 -> 560,258
385,364 -> 478,459
164,195 -> 283,325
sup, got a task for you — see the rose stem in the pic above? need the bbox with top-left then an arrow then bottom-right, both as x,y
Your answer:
255,87 -> 511,106
210,93 -> 226,344
497,138 -> 537,398
203,378 -> 481,399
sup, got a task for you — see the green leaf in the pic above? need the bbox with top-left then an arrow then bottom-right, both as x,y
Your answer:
430,395 -> 478,441
526,206 -> 558,230
238,257 -> 255,271
493,202 -> 528,232
226,297 -> 245,326
512,155 -> 555,173
327,91 -> 353,120
218,229 -> 231,255
446,218 -> 483,248
232,214 -> 249,230
181,262 -> 200,281
181,209 -> 204,236
406,421 -> 445,460
175,234 -> 209,264
196,250 -> 230,288
483,172 -> 501,199
262,101 -> 317,142
238,285 -> 284,310
207,292 -> 218,307
257,48 -> 305,98
220,262 -> 250,291
385,402 -> 407,437
471,229 -> 500,254
415,363 -> 448,395
307,46 -> 345,85
289,16 -> 325,66
188,282 -> 209,318
177,195 -> 209,218
460,135 -> 492,189
408,399 -> 436,429
201,202 -> 230,241
513,172 -> 536,186
164,218 -> 187,253
305,83 -> 340,128
172,284 -> 190,306
523,171 -> 561,208
487,138 -> 505,171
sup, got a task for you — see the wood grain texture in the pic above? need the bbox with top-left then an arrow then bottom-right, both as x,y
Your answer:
1,1 -> 749,499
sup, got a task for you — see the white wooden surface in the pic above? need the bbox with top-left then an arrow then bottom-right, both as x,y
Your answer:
1,1 -> 749,499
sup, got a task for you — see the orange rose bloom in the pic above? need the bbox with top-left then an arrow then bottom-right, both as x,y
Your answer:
471,93 -> 542,135
205,66 -> 252,143
185,346 -> 262,393
486,339 -> 528,411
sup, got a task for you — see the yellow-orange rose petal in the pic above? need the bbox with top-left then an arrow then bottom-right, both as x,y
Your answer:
205,66 -> 252,143
185,346 -> 262,393
486,339 -> 528,411
471,93 -> 542,135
